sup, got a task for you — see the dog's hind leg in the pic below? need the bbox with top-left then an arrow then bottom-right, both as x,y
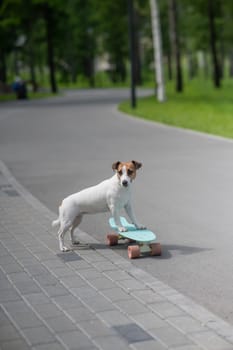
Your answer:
58,222 -> 71,252
70,215 -> 82,246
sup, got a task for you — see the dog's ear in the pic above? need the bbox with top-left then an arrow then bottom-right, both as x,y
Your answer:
112,161 -> 121,171
132,160 -> 142,170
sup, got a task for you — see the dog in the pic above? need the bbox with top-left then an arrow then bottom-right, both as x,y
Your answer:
52,160 -> 145,252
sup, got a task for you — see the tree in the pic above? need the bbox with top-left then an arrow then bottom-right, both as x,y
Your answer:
149,0 -> 166,101
207,0 -> 221,88
168,0 -> 183,92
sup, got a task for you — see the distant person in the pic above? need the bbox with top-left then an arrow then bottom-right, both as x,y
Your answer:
12,76 -> 28,100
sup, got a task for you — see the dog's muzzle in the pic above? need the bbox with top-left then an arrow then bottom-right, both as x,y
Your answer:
122,180 -> 129,187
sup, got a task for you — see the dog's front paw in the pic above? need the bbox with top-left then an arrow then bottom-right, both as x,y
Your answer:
61,246 -> 71,252
118,226 -> 127,233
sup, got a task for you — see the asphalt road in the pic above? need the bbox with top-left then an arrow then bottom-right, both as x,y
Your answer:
1,88 -> 233,325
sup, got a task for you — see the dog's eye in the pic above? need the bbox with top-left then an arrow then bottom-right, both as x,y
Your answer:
118,170 -> 122,176
127,170 -> 133,176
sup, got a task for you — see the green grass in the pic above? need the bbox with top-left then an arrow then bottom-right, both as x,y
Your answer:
0,91 -> 57,102
119,79 -> 233,139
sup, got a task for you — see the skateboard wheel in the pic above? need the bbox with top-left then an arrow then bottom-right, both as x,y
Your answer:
128,245 -> 140,259
106,233 -> 118,246
150,243 -> 162,256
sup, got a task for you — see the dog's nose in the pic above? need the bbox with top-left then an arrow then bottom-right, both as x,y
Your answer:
122,180 -> 128,187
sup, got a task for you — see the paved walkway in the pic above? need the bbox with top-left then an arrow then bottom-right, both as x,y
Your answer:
0,160 -> 233,350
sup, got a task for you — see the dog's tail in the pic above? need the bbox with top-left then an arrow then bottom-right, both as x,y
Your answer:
52,203 -> 63,229
52,218 -> 60,228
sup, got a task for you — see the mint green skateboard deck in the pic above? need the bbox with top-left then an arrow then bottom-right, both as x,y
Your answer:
107,217 -> 161,259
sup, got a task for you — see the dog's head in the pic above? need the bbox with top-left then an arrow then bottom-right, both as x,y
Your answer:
112,160 -> 142,188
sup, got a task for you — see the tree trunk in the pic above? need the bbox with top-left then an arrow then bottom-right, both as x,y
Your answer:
168,0 -> 183,92
229,50 -> 233,77
167,48 -> 173,81
44,5 -> 57,93
149,0 -> 166,102
208,0 -> 221,88
0,49 -> 7,83
27,26 -> 37,92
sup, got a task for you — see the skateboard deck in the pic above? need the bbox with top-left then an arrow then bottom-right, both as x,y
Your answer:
107,217 -> 161,259
109,217 -> 156,242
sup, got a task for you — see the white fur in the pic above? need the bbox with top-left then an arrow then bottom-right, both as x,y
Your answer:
52,166 -> 144,252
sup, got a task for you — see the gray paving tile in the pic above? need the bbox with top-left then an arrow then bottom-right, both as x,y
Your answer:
103,270 -> 130,281
24,292 -> 50,305
132,339 -> 167,350
150,325 -> 194,348
169,346 -> 201,350
70,285 -> 98,299
88,276 -> 116,290
190,330 -> 233,350
60,275 -> 86,288
58,330 -> 95,350
117,278 -> 144,292
116,299 -> 147,316
34,273 -> 58,286
45,315 -> 77,333
22,326 -> 56,346
10,309 -> 44,329
94,261 -> 118,272
0,307 -> 12,327
50,266 -> 74,278
0,324 -> 21,341
30,342 -> 65,350
94,335 -> 129,350
53,294 -> 83,309
101,287 -> 131,302
77,268 -> 103,280
0,255 -> 18,266
132,312 -> 166,330
84,294 -> 115,313
0,338 -> 31,350
3,300 -> 29,313
98,310 -> 131,327
168,315 -> 206,333
131,289 -> 165,304
32,303 -> 63,319
66,306 -> 96,322
78,319 -> 117,338
24,264 -> 49,276
42,258 -> 65,269
7,271 -> 31,283
0,288 -> 21,303
1,263 -> 24,274
67,259 -> 91,270
0,278 -> 15,290
42,283 -> 69,297
149,301 -> 185,318
13,280 -> 42,294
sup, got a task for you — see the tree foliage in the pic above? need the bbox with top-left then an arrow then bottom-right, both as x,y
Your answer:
0,0 -> 232,93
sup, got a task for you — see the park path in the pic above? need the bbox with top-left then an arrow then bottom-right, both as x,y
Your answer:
1,159 -> 233,349
1,88 -> 233,327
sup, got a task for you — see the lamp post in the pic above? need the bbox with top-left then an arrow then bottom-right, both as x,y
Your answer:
127,0 -> 136,108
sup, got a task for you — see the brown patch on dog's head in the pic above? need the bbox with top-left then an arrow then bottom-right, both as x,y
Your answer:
112,160 -> 142,184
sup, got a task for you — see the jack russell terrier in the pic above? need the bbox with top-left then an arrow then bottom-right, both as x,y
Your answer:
52,160 -> 145,252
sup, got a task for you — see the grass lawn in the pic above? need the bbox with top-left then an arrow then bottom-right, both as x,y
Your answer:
119,79 -> 233,139
0,91 -> 56,102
